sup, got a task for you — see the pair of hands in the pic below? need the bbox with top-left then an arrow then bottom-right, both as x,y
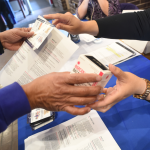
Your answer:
0,22 -> 146,115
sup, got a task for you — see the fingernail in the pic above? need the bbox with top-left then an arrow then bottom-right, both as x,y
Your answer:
88,108 -> 91,112
96,75 -> 101,81
110,64 -> 115,71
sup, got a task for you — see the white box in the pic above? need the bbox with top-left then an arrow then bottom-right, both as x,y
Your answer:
71,55 -> 112,88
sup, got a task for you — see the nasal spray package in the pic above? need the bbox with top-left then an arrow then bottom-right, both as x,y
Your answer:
71,55 -> 112,88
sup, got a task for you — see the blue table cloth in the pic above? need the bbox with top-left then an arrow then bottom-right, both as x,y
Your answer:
18,54 -> 150,150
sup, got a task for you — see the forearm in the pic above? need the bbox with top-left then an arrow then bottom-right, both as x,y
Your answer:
98,0 -> 109,16
77,0 -> 89,19
95,9 -> 150,40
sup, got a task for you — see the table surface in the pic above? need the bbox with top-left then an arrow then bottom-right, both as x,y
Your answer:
18,35 -> 150,150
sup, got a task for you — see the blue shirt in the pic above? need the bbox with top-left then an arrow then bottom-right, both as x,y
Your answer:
0,82 -> 31,132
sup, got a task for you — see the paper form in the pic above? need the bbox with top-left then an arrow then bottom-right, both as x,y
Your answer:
89,41 -> 138,66
0,16 -> 79,87
25,110 -> 121,150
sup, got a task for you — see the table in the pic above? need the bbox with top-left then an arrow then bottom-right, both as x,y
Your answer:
18,37 -> 150,150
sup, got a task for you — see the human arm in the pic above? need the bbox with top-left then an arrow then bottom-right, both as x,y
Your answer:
0,28 -> 34,53
0,72 -> 102,132
87,64 -> 150,113
77,0 -> 90,19
98,0 -> 109,16
44,9 -> 150,41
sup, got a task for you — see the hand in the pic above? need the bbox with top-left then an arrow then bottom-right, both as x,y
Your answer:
44,12 -> 83,34
22,72 -> 102,115
87,64 -> 146,113
44,12 -> 99,36
0,28 -> 34,51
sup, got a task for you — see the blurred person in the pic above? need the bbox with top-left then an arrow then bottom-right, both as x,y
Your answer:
76,0 -> 121,20
0,0 -> 14,32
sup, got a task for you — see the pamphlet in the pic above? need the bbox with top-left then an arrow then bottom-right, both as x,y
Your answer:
25,110 -> 121,150
0,16 -> 79,87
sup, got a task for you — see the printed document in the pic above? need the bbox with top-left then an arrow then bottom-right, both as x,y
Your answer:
25,110 -> 121,150
122,10 -> 148,53
0,16 -> 78,87
89,41 -> 139,66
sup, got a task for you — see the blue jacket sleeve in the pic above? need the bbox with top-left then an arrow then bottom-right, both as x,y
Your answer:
0,82 -> 31,132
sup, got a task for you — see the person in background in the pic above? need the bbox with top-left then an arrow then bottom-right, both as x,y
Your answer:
76,0 -> 121,20
44,9 -> 150,113
0,0 -> 14,32
0,28 -> 102,132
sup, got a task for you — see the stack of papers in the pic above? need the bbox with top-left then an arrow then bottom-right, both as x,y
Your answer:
27,109 -> 55,130
25,110 -> 121,150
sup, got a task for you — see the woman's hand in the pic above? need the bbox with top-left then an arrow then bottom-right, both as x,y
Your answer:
87,64 -> 147,113
44,12 -> 99,36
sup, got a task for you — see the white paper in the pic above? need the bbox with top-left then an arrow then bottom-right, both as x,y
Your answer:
122,10 -> 148,53
0,17 -> 79,87
25,110 -> 121,150
89,41 -> 140,66
79,34 -> 96,43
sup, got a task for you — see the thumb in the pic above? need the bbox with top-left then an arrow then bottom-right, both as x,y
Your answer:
56,23 -> 71,33
17,30 -> 34,38
109,64 -> 127,81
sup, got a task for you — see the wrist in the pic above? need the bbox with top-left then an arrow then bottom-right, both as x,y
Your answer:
134,78 -> 146,95
82,21 -> 99,36
22,83 -> 37,110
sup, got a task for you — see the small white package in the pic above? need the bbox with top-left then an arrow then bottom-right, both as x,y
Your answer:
71,55 -> 112,88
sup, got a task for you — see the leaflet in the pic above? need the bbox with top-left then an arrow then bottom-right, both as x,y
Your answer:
89,41 -> 137,66
30,109 -> 52,124
0,16 -> 79,87
25,110 -> 121,150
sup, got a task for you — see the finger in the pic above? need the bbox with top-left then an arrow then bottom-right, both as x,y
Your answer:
63,106 -> 91,115
87,92 -> 119,108
90,101 -> 117,113
68,96 -> 97,105
67,85 -> 102,97
65,73 -> 102,84
19,27 -> 31,33
102,88 -> 107,93
56,23 -> 72,31
44,13 -> 66,20
17,30 -> 34,38
52,19 -> 61,25
109,64 -> 127,81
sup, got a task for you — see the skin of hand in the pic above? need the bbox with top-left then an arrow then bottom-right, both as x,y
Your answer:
22,72 -> 102,115
0,28 -> 34,51
87,64 -> 147,113
44,12 -> 99,36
